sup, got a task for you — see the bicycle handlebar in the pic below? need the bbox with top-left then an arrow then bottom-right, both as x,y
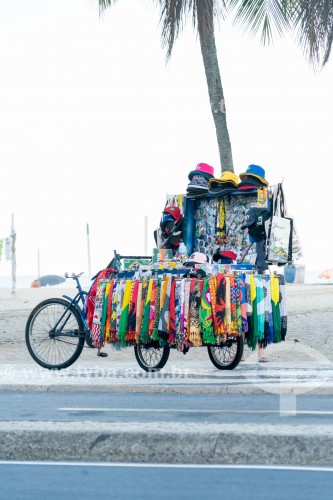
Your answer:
64,272 -> 84,280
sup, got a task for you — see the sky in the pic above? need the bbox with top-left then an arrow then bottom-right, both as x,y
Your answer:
0,0 -> 332,279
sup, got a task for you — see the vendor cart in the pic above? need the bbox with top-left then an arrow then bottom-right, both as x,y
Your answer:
26,167 -> 292,372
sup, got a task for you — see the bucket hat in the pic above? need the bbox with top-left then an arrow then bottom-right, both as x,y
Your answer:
209,171 -> 239,189
188,163 -> 214,181
239,165 -> 269,186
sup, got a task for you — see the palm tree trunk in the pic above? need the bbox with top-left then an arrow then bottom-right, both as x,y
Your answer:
199,30 -> 234,173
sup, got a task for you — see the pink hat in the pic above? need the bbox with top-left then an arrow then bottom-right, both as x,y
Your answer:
186,252 -> 209,265
188,163 -> 214,181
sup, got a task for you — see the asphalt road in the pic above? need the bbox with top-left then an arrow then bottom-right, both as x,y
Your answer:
1,391 -> 333,425
0,462 -> 332,500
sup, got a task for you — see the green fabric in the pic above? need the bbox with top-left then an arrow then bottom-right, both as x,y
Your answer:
248,292 -> 258,351
140,279 -> 152,343
118,280 -> 132,345
272,299 -> 281,343
200,278 -> 215,344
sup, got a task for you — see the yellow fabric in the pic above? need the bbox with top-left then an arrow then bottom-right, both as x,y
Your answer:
122,280 -> 132,312
160,277 -> 169,313
146,278 -> 153,305
104,282 -> 111,343
225,276 -> 231,334
177,194 -> 184,210
270,274 -> 279,305
250,275 -> 256,303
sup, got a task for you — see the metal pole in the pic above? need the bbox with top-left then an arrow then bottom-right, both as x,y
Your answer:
144,216 -> 148,255
86,223 -> 91,277
37,248 -> 40,279
11,213 -> 16,296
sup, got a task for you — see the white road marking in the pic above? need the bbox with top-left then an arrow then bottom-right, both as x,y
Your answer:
0,461 -> 333,472
58,407 -> 333,415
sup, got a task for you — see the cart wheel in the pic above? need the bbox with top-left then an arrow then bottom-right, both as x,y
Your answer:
134,343 -> 170,372
207,335 -> 244,370
25,298 -> 85,370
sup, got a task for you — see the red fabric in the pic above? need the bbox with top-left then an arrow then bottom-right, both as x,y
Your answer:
168,279 -> 176,344
85,268 -> 114,330
215,274 -> 226,335
126,280 -> 139,341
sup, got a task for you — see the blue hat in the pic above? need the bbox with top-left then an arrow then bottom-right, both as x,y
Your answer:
239,164 -> 269,186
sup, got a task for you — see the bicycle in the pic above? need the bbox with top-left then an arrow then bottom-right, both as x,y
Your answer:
25,272 -> 92,370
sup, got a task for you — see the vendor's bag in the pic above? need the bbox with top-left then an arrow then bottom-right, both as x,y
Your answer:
265,183 -> 293,264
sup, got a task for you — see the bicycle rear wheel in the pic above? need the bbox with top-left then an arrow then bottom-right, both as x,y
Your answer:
25,298 -> 85,370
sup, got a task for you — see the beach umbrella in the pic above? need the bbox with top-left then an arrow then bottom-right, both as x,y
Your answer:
31,275 -> 66,287
318,268 -> 333,280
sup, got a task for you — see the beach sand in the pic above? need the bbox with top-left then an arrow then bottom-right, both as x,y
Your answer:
1,284 -> 333,367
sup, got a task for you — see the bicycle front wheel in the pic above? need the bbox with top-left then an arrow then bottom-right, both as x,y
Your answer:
207,335 -> 244,370
25,298 -> 85,370
134,343 -> 170,372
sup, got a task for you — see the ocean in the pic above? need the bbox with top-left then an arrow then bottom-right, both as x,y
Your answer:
0,274 -> 94,290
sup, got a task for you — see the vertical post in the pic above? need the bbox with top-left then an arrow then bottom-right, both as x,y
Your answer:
37,248 -> 40,279
11,213 -> 16,297
144,216 -> 148,255
86,223 -> 91,277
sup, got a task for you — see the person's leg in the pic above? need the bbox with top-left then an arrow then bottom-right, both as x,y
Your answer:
258,345 -> 268,362
241,332 -> 245,361
97,348 -> 108,357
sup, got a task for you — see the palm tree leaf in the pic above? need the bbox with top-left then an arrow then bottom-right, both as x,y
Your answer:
227,0 -> 289,44
156,0 -> 226,58
99,0 -> 119,15
290,0 -> 333,67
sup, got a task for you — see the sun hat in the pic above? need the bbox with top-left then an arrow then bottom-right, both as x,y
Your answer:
163,206 -> 182,222
238,177 -> 264,190
188,163 -> 214,181
213,250 -> 237,263
209,171 -> 239,188
239,165 -> 269,186
187,175 -> 209,190
185,252 -> 208,265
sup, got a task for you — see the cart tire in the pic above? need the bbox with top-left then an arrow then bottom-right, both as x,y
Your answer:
207,335 -> 244,370
134,343 -> 170,372
25,298 -> 85,370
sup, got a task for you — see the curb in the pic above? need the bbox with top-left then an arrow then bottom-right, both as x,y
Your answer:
0,421 -> 332,465
1,383 -> 333,394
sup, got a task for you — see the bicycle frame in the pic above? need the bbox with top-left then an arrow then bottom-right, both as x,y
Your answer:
50,273 -> 89,340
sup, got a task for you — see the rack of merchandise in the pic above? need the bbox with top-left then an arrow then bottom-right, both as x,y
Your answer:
86,164 -> 298,372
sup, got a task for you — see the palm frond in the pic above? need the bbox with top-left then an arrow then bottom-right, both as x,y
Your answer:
156,0 -> 226,58
99,0 -> 119,16
227,0 -> 290,45
290,0 -> 333,67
